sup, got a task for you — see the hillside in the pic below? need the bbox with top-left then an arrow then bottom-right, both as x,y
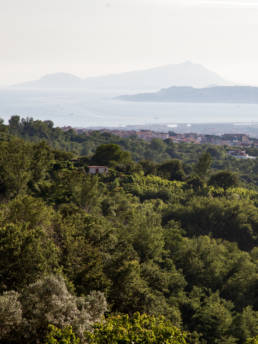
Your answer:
118,85 -> 258,104
0,117 -> 258,344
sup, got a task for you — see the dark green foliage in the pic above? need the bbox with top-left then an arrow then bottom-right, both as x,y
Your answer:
0,138 -> 32,198
158,159 -> 185,181
140,160 -> 157,175
233,307 -> 258,342
209,171 -> 239,189
163,197 -> 258,250
91,143 -> 131,166
189,291 -> 235,343
194,152 -> 212,179
0,118 -> 257,343
185,175 -> 204,192
0,196 -> 60,291
150,138 -> 167,153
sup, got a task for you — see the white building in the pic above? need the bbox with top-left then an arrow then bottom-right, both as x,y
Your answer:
88,166 -> 109,174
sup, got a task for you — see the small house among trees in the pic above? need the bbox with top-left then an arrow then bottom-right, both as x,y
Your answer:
88,166 -> 109,174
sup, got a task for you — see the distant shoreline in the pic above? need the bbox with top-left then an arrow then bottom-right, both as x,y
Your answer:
118,85 -> 258,104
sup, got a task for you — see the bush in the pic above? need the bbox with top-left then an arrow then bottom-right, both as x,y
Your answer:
44,325 -> 80,344
85,312 -> 187,344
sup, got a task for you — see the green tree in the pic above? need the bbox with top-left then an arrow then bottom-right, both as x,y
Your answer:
208,171 -> 239,190
139,160 -> 157,176
0,222 -> 59,291
91,144 -> 131,166
150,138 -> 166,153
29,141 -> 54,188
0,118 -> 7,133
185,176 -> 204,192
233,306 -> 258,342
164,197 -> 258,251
191,293 -> 235,343
0,139 -> 32,198
194,152 -> 212,179
8,115 -> 21,134
158,160 -> 185,181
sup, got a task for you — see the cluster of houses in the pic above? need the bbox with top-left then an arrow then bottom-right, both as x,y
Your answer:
103,130 -> 258,148
201,134 -> 254,146
62,126 -> 258,148
227,150 -> 256,160
63,127 -> 258,168
168,133 -> 258,147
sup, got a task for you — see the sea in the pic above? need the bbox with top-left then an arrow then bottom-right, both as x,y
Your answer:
0,88 -> 258,128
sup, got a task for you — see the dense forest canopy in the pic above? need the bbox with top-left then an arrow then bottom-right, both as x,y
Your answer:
0,116 -> 257,344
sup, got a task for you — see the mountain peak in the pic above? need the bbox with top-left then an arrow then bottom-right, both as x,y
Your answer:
13,62 -> 231,90
39,73 -> 81,82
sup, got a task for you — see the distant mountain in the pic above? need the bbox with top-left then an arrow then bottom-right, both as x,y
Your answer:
13,62 -> 230,91
118,86 -> 258,104
82,61 -> 230,90
14,73 -> 84,89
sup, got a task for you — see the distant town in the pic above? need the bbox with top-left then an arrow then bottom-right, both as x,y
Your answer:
62,126 -> 258,159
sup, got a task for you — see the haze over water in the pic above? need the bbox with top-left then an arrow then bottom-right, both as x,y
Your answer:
0,89 -> 258,128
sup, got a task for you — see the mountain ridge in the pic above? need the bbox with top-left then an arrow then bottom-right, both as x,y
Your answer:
12,61 -> 231,90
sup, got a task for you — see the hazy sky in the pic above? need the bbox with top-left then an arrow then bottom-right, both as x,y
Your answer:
1,0 -> 258,85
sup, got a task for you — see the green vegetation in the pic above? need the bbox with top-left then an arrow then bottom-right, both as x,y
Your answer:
0,117 -> 257,343
85,313 -> 187,344
5,116 -> 258,188
45,325 -> 80,344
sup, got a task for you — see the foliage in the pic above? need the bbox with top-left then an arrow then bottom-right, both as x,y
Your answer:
0,291 -> 22,340
85,312 -> 187,344
194,151 -> 212,179
245,336 -> 258,344
157,159 -> 185,181
0,275 -> 107,344
44,325 -> 80,344
20,275 -> 107,342
0,118 -> 257,343
91,143 -> 131,166
0,221 -> 59,292
163,196 -> 258,250
208,171 -> 239,190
